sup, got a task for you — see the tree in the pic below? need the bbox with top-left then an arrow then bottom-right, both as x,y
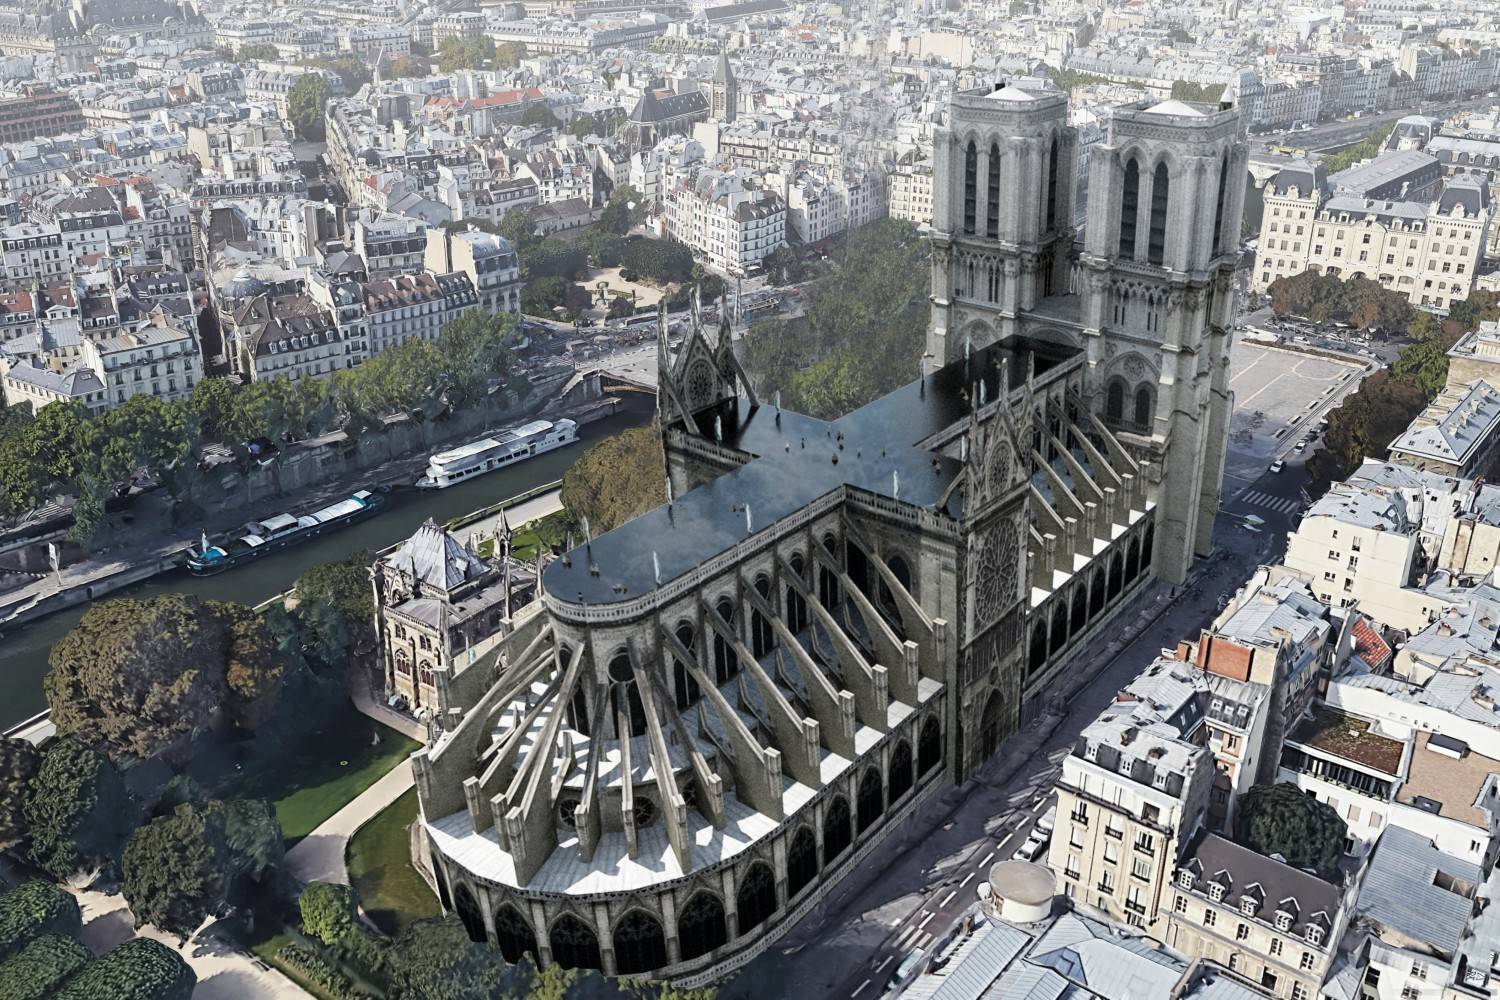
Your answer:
570,113 -> 600,139
764,244 -> 804,286
122,798 -> 283,942
619,238 -> 695,284
561,424 -> 666,533
607,296 -> 635,320
527,963 -> 577,1000
497,209 -> 540,253
437,310 -> 517,410
0,737 -> 40,851
522,275 -> 570,317
1169,80 -> 1225,102
299,881 -> 357,946
0,881 -> 82,962
523,238 -> 588,281
46,595 -> 228,760
494,41 -> 527,69
55,938 -> 196,1000
436,36 -> 494,73
584,230 -> 625,268
1235,782 -> 1347,879
598,185 -> 644,235
218,602 -> 290,729
1322,122 -> 1397,174
0,933 -> 91,1000
390,54 -> 429,78
25,738 -> 136,878
302,55 -> 371,93
293,550 -> 377,659
520,103 -> 560,129
235,42 -> 279,62
386,917 -> 512,1000
287,73 -> 331,141
186,378 -> 240,445
122,803 -> 229,941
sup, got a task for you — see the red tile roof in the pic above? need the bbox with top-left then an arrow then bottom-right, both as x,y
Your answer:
1351,615 -> 1392,669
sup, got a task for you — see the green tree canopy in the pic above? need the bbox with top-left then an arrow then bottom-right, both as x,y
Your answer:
0,933 -> 91,1000
598,185 -> 645,235
620,238 -> 694,284
1168,80 -> 1225,102
570,112 -> 600,139
1321,122 -> 1397,174
0,881 -> 82,962
0,737 -> 41,851
24,738 -> 136,878
524,239 -> 588,282
495,40 -> 527,69
390,54 -> 429,78
561,424 -> 665,533
55,938 -> 196,1000
301,55 -> 371,93
1235,782 -> 1347,879
386,916 -> 513,1000
287,73 -> 331,141
235,42 -> 279,62
436,36 -> 494,73
436,310 -> 518,410
299,881 -> 358,946
520,103 -> 560,129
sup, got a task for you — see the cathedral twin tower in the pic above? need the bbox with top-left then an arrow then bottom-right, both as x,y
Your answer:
928,83 -> 1249,585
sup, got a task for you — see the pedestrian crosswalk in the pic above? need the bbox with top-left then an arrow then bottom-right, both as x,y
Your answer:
1238,490 -> 1300,514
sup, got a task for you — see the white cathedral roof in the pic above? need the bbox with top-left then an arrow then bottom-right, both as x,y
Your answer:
1143,99 -> 1209,117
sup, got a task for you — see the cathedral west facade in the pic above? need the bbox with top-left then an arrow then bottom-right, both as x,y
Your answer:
402,84 -> 1248,985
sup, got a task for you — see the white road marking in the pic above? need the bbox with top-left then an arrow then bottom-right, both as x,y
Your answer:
851,978 -> 871,997
918,912 -> 935,930
959,872 -> 975,888
874,955 -> 893,973
980,851 -> 995,866
940,890 -> 957,908
915,932 -> 932,950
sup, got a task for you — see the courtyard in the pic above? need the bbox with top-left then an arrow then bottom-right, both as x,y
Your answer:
1222,340 -> 1366,496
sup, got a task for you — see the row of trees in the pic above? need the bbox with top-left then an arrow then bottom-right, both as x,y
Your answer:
0,310 -> 519,539
1169,80 -> 1226,103
742,218 -> 931,419
0,880 -> 195,1000
1321,122 -> 1397,174
1269,270 -> 1415,330
1306,290 -> 1500,494
435,38 -> 527,73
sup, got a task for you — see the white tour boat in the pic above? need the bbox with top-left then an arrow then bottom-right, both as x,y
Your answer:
416,419 -> 578,489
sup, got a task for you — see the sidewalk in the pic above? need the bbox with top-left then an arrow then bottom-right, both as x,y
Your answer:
284,759 -> 415,886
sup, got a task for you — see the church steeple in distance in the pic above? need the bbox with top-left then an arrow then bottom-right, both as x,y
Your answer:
711,51 -> 737,123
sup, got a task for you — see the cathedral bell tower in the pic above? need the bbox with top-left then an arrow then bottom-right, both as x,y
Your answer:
926,81 -> 1078,367
1078,99 -> 1248,584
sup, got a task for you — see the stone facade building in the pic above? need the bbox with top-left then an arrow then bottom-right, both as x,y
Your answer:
405,82 -> 1247,985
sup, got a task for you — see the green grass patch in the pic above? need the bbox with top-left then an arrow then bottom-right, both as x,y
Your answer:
474,508 -> 569,562
211,702 -> 419,845
347,787 -> 441,935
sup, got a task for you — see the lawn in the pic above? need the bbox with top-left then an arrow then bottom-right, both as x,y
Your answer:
206,701 -> 420,845
475,509 -> 568,562
347,787 -> 441,935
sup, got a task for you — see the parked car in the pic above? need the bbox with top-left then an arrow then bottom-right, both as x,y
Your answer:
1270,458 -> 1286,473
1011,833 -> 1048,862
1036,804 -> 1057,836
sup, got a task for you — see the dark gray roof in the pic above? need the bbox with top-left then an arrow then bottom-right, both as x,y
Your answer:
541,336 -> 1076,604
1357,825 -> 1479,956
629,89 -> 708,125
1178,833 -> 1342,941
386,518 -> 490,592
1272,159 -> 1327,197
1438,177 -> 1489,217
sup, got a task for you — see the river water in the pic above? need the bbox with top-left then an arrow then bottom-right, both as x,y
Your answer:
0,401 -> 653,729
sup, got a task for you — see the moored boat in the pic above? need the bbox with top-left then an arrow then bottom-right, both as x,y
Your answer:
416,419 -> 577,489
185,489 -> 387,575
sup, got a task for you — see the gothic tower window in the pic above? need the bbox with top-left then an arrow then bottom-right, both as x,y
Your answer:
1213,152 -> 1231,256
986,142 -> 1000,237
1105,378 -> 1126,425
963,141 -> 977,234
1118,159 -> 1139,259
678,891 -> 727,961
1046,133 -> 1060,232
713,597 -> 738,684
888,738 -> 914,804
856,766 -> 883,833
1133,384 -> 1154,431
786,554 -> 808,633
751,575 -> 775,657
1148,161 -> 1170,265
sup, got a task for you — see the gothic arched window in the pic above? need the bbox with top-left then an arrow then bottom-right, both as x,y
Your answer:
823,794 -> 852,864
963,141 -> 977,235
819,533 -> 841,609
1108,552 -> 1124,600
786,825 -> 818,899
1090,570 -> 1106,616
1046,132 -> 1060,231
612,910 -> 668,975
673,622 -> 701,711
918,715 -> 942,774
713,597 -> 738,684
678,891 -> 727,961
1213,152 -> 1230,255
453,883 -> 486,944
1126,536 -> 1142,582
1105,378 -> 1126,426
786,554 -> 808,634
888,739 -> 914,805
1118,158 -> 1140,259
1070,586 -> 1088,636
856,766 -> 883,834
1029,623 -> 1047,675
493,903 -> 537,964
1049,605 -> 1069,655
751,575 -> 775,657
986,142 -> 1001,237
736,861 -> 777,935
549,913 -> 601,971
1134,384 -> 1154,432
1148,161 -> 1170,265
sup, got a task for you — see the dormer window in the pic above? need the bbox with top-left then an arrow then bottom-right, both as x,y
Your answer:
1208,882 -> 1226,903
1240,896 -> 1257,916
1275,911 -> 1293,932
1305,923 -> 1324,946
1177,869 -> 1194,890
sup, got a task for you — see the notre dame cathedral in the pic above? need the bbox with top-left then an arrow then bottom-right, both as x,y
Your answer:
405,85 -> 1247,985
